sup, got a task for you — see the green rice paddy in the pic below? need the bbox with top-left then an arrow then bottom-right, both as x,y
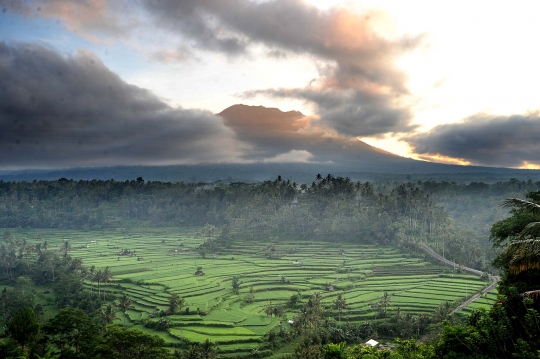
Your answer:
7,227 -> 497,357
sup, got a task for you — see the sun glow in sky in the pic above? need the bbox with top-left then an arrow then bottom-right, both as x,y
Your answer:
1,0 -> 540,170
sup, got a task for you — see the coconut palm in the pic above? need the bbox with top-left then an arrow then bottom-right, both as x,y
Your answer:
117,293 -> 134,312
502,198 -> 540,238
379,292 -> 391,319
199,339 -> 219,359
97,304 -> 118,325
503,239 -> 540,275
94,269 -> 103,297
180,344 -> 201,359
68,257 -> 83,274
501,197 -> 540,297
333,292 -> 347,322
100,267 -> 113,300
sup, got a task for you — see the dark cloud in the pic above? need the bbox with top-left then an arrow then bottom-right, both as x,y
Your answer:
11,0 -> 420,137
139,0 -> 417,88
244,86 -> 416,137
139,0 -> 420,137
0,42 -> 245,169
138,0 -> 418,137
405,114 -> 540,167
218,104 -> 311,159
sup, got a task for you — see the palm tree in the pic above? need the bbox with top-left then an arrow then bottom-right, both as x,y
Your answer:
68,257 -> 83,274
117,293 -> 134,312
86,265 -> 96,293
62,240 -> 71,262
199,339 -> 219,359
334,292 -> 347,322
501,197 -> 540,297
380,292 -> 391,319
94,269 -> 103,298
502,198 -> 540,238
100,267 -> 113,300
97,304 -> 118,325
180,344 -> 201,359
501,198 -> 540,271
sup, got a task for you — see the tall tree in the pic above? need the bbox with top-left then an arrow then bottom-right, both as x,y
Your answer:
44,308 -> 100,358
117,293 -> 134,313
95,325 -> 172,359
5,306 -> 40,352
333,293 -> 347,323
168,293 -> 184,313
97,305 -> 119,325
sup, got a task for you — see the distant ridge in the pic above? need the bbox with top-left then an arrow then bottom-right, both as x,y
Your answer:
1,163 -> 539,184
1,104 -> 539,183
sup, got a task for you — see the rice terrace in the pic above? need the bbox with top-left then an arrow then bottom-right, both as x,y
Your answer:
7,226 -> 497,357
3,0 -> 540,356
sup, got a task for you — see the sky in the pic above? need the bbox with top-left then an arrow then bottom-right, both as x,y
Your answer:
1,0 -> 540,170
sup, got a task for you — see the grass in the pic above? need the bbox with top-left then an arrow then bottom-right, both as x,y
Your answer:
5,227 -> 496,356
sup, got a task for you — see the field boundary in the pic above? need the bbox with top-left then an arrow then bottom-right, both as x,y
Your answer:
419,243 -> 500,314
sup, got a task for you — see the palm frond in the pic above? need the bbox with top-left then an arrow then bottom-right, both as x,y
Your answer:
501,198 -> 540,216
521,290 -> 540,299
505,239 -> 540,274
520,221 -> 540,238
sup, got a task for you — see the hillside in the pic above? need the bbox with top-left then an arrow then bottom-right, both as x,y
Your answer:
1,104 -> 539,183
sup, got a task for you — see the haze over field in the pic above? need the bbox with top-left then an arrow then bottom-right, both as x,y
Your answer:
1,0 -> 540,170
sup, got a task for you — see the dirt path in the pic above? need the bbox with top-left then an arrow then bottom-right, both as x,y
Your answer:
418,243 -> 499,314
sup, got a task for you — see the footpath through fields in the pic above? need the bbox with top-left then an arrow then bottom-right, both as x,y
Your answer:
419,243 -> 500,314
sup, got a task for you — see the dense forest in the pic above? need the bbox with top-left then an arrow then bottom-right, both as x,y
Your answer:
2,176 -> 540,358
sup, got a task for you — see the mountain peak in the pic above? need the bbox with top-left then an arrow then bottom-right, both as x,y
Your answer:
218,104 -> 304,119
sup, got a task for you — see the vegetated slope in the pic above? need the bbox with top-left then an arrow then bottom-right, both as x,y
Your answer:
3,177 -> 540,271
7,227 -> 494,357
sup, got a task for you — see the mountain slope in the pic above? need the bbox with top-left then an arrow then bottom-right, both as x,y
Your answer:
1,104 -> 539,183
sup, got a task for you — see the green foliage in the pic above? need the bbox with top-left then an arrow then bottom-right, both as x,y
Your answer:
43,308 -> 101,358
322,342 -> 346,359
96,325 -> 172,359
394,339 -> 433,359
6,306 -> 40,352
432,192 -> 540,359
3,178 -> 540,357
0,340 -> 25,359
168,293 -> 184,313
231,276 -> 241,295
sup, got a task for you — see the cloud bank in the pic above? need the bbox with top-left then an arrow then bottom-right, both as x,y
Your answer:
9,0 -> 420,139
138,0 -> 420,137
0,42 -> 245,169
406,114 -> 540,168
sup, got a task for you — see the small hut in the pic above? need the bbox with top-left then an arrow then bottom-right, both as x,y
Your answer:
365,339 -> 379,347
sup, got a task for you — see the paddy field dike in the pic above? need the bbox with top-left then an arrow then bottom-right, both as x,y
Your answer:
10,227 -> 496,357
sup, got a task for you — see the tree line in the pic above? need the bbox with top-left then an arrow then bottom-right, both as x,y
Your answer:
4,175 -> 538,269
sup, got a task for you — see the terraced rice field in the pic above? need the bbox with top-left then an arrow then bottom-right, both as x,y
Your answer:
11,227 -> 495,357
